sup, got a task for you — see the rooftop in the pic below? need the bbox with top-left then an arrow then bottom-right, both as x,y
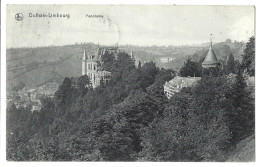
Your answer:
202,45 -> 220,68
164,76 -> 201,88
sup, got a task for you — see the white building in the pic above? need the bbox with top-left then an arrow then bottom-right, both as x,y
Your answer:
164,76 -> 201,99
82,46 -> 134,88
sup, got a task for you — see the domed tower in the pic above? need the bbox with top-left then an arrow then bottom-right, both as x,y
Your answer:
202,35 -> 220,68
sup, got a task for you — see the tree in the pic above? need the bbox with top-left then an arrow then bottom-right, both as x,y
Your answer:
100,51 -> 116,71
202,66 -> 222,77
241,36 -> 255,76
139,62 -> 159,91
138,61 -> 142,69
234,60 -> 241,75
179,58 -> 202,77
77,75 -> 89,92
93,121 -> 135,161
225,54 -> 235,74
101,90 -> 161,156
139,108 -> 231,161
225,69 -> 255,143
55,77 -> 72,106
225,39 -> 232,43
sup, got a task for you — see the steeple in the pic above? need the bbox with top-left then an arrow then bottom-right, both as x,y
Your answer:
83,48 -> 87,60
202,34 -> 220,68
210,33 -> 212,46
82,48 -> 87,75
130,50 -> 134,59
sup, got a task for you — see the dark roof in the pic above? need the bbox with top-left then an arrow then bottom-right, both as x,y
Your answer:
202,45 -> 220,67
85,46 -> 119,62
87,51 -> 101,62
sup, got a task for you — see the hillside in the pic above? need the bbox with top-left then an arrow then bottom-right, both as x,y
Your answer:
227,135 -> 255,162
7,44 -> 96,90
6,38 -> 255,161
6,40 -> 246,90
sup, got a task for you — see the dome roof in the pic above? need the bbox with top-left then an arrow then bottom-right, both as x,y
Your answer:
202,45 -> 220,68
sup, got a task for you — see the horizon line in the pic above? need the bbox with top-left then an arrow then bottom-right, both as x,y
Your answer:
6,38 -> 251,49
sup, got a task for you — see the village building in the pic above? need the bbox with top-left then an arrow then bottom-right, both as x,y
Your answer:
164,76 -> 201,99
8,82 -> 60,112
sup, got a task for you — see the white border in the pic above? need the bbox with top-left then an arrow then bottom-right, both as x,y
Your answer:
1,0 -> 259,167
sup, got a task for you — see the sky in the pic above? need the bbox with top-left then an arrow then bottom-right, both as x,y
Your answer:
6,5 -> 255,48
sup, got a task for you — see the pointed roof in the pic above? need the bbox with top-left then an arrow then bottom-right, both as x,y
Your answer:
202,41 -> 220,68
130,50 -> 134,59
87,51 -> 101,62
83,49 -> 87,60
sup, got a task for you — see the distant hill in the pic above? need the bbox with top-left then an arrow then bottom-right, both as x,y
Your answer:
6,40 -> 246,90
7,44 -> 96,90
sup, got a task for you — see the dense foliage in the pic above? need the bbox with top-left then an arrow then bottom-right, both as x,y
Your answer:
7,37 -> 254,161
241,36 -> 255,76
179,58 -> 202,77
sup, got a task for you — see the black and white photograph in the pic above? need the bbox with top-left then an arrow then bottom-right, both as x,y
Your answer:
1,2 -> 256,163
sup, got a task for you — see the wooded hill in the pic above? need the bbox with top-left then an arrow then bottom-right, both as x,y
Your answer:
7,37 -> 255,161
7,40 -> 246,91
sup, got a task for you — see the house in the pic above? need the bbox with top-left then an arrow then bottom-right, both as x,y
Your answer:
164,76 -> 201,99
82,45 -> 134,88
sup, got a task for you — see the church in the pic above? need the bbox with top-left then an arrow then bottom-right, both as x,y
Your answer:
82,45 -> 135,88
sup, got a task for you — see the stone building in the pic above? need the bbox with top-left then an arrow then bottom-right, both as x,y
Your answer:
82,46 -> 135,88
164,76 -> 201,99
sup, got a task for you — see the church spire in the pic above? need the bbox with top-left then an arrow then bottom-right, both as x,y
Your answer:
210,34 -> 213,46
82,48 -> 87,75
83,48 -> 87,60
130,50 -> 134,59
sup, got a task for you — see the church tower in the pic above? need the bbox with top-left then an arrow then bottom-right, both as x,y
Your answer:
202,34 -> 220,68
82,49 -> 87,75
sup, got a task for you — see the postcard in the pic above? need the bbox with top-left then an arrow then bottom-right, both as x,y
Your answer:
4,4 -> 255,162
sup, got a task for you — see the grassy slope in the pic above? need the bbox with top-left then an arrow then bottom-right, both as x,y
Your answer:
226,135 -> 255,162
7,44 -> 96,90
